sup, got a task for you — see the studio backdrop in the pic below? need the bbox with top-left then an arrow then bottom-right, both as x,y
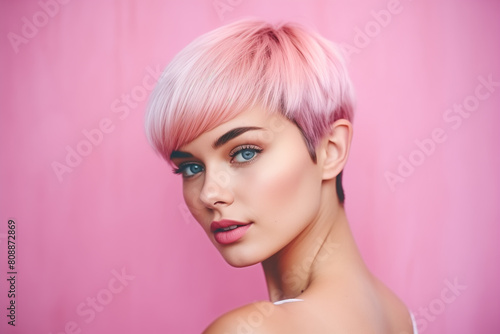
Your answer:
1,0 -> 499,333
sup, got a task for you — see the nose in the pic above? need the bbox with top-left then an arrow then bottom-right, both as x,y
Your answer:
199,169 -> 234,208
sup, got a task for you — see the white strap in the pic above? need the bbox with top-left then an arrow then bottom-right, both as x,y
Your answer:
273,298 -> 304,305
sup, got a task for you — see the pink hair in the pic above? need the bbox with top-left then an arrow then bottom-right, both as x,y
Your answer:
145,19 -> 355,162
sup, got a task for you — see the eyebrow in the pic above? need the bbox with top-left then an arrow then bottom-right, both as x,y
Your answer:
170,151 -> 193,159
169,126 -> 263,159
212,126 -> 263,149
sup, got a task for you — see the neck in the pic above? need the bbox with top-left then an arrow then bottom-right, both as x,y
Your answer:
261,183 -> 366,302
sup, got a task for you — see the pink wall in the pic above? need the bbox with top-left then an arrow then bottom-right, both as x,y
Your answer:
1,1 -> 499,333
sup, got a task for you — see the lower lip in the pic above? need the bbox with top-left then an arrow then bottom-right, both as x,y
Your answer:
213,224 -> 252,245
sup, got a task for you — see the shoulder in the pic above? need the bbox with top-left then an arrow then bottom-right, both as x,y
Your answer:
202,284 -> 413,333
202,301 -> 289,334
320,275 -> 414,333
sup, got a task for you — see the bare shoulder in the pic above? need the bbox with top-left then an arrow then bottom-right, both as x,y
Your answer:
202,301 -> 291,334
290,275 -> 415,333
202,279 -> 414,334
319,275 -> 415,333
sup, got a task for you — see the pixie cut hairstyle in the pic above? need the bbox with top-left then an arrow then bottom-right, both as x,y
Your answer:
145,19 -> 355,202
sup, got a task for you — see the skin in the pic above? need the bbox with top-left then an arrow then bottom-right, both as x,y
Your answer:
171,106 -> 414,333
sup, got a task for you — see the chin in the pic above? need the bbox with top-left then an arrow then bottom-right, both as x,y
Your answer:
216,245 -> 265,268
225,259 -> 257,268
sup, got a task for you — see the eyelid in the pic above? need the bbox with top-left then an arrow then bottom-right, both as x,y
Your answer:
229,144 -> 263,157
229,144 -> 263,165
172,161 -> 204,177
171,144 -> 262,175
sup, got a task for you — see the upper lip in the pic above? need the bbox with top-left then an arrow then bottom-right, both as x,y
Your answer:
210,219 -> 251,233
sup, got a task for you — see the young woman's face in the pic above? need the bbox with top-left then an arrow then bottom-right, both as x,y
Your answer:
171,107 -> 325,267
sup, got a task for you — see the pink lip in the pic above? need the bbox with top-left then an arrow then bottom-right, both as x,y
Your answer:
210,219 -> 252,245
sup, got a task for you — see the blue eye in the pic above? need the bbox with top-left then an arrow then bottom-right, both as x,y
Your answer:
174,163 -> 204,177
231,146 -> 262,163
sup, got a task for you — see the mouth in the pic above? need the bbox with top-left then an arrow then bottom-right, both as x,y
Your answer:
216,225 -> 240,232
210,220 -> 252,245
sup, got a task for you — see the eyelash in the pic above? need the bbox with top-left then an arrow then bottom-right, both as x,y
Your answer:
172,145 -> 263,177
229,145 -> 263,163
172,163 -> 202,177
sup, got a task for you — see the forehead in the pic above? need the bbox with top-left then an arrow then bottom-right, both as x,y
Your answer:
179,107 -> 289,149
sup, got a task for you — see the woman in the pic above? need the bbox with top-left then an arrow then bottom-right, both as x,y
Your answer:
145,19 -> 417,333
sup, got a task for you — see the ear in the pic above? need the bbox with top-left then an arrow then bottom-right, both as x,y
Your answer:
318,119 -> 353,180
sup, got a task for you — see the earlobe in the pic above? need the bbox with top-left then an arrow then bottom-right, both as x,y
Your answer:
320,119 -> 353,180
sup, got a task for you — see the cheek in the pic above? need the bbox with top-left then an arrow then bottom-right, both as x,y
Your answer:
182,181 -> 205,223
239,149 -> 321,226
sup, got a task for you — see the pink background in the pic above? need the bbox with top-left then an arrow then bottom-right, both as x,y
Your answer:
1,0 -> 499,333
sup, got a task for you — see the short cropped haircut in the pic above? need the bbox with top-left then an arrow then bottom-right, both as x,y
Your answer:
145,19 -> 355,202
